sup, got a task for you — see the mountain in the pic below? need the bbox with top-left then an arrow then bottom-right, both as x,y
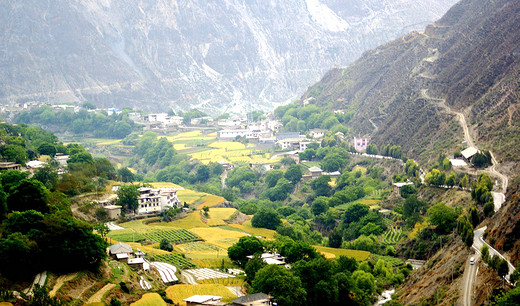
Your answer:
302,0 -> 520,175
0,0 -> 457,113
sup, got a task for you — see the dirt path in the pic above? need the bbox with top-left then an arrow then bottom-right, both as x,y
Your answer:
221,170 -> 227,189
85,283 -> 116,304
421,89 -> 509,192
49,273 -> 77,297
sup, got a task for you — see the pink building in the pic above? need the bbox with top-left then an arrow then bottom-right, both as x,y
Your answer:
354,137 -> 371,152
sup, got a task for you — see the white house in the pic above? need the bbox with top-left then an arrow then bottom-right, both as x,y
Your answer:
136,187 -> 183,215
144,113 -> 169,123
354,137 -> 371,152
309,129 -> 326,139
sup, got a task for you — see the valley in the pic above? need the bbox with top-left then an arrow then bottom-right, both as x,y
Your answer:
1,0 -> 520,305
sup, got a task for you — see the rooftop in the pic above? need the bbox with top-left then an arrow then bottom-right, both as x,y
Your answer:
109,242 -> 132,255
461,146 -> 479,159
231,293 -> 269,305
183,295 -> 222,303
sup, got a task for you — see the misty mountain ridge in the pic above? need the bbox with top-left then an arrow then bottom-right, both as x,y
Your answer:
0,0 -> 457,113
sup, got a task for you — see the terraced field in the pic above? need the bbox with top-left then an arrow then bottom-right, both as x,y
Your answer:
130,293 -> 167,306
382,226 -> 403,245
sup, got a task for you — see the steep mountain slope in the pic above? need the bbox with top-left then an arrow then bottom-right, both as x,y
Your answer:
303,0 -> 520,174
0,0 -> 457,112
486,178 -> 520,266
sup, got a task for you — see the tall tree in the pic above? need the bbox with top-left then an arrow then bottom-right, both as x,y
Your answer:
252,265 -> 306,306
116,185 -> 140,213
7,179 -> 49,213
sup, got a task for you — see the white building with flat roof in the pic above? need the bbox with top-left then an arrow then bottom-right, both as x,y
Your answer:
136,187 -> 183,215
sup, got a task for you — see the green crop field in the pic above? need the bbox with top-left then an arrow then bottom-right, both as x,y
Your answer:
150,253 -> 197,269
382,226 -> 402,245
142,229 -> 201,244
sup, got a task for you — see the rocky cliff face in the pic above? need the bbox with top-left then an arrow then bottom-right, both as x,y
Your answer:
0,0 -> 457,113
302,0 -> 520,173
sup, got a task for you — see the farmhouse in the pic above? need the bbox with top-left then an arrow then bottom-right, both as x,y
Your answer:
109,242 -> 133,261
308,166 -> 323,179
136,187 -> 183,215
461,146 -> 479,162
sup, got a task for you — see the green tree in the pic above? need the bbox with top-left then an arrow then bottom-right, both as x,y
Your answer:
33,164 -> 59,191
276,206 -> 296,218
460,174 -> 469,188
251,208 -> 282,230
0,233 -> 39,279
118,167 -> 135,183
244,254 -> 266,282
311,197 -> 329,216
310,175 -> 332,197
469,207 -> 480,227
284,164 -> 303,185
427,203 -> 459,234
115,185 -> 140,213
403,195 -> 427,227
483,202 -> 495,217
497,258 -> 509,279
227,236 -> 264,266
252,265 -> 306,306
481,245 -> 490,263
37,142 -> 57,157
159,239 -> 173,252
93,223 -> 110,239
0,144 -> 28,165
7,179 -> 49,213
265,170 -> 284,188
352,270 -> 375,298
342,203 -> 369,225
400,184 -> 417,198
292,257 -> 337,305
226,167 -> 257,190
196,164 -> 210,182
328,227 -> 343,248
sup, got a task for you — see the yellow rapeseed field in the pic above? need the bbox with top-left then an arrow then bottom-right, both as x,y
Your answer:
130,293 -> 167,306
312,245 -> 370,261
166,284 -> 236,306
